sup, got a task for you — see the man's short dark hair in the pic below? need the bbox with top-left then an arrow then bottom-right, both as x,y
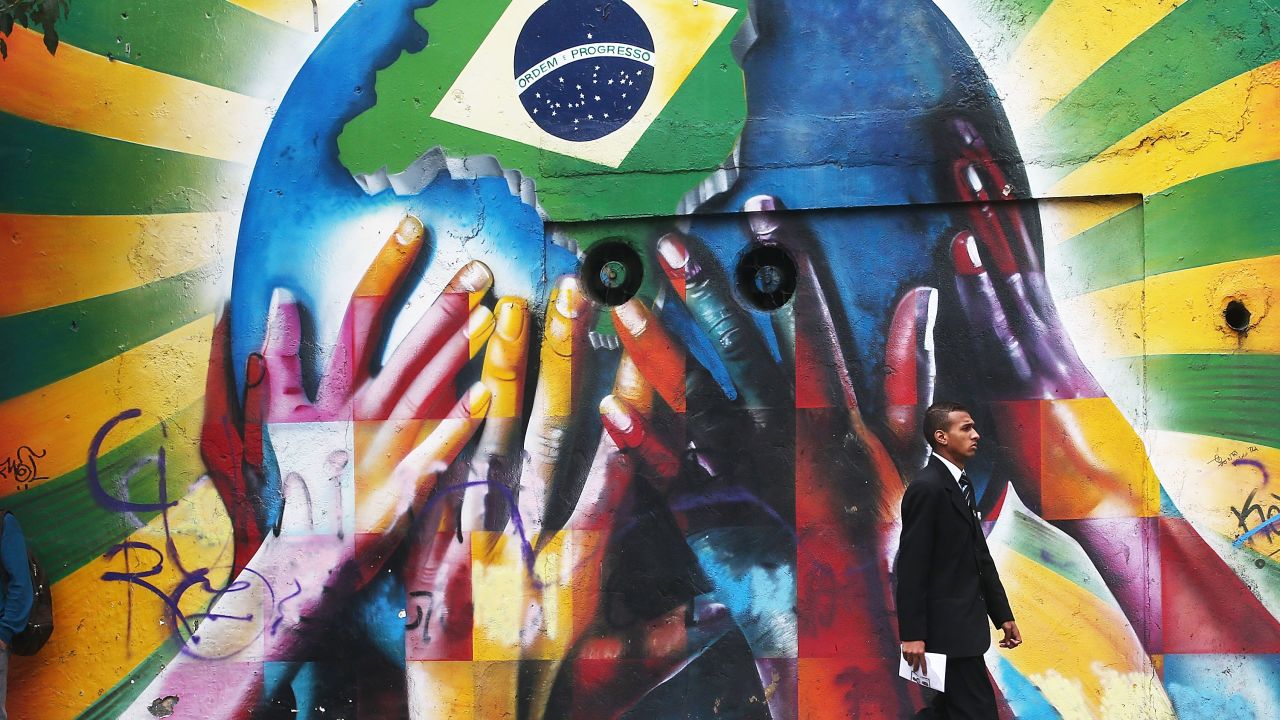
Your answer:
923,402 -> 970,448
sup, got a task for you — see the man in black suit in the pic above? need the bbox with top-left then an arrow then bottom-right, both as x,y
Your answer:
896,402 -> 1022,719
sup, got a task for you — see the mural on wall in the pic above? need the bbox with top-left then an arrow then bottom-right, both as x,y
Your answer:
1,0 -> 1277,718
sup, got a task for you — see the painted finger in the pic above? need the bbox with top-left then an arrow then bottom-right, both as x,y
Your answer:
464,297 -> 531,532
599,394 -> 681,481
361,260 -> 493,417
743,195 -> 860,412
385,305 -> 495,421
611,298 -> 686,413
950,230 -> 1035,386
562,353 -> 652,532
200,308 -> 262,571
656,232 -> 783,409
520,275 -> 596,540
747,194 -> 901,515
358,384 -> 492,547
949,118 -> 1040,273
329,216 -> 428,397
261,287 -> 313,421
884,286 -> 938,466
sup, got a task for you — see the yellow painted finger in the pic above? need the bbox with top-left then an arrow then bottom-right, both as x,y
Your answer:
481,297 -> 530,419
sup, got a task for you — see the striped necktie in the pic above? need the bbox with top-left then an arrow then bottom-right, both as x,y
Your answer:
958,472 -> 977,515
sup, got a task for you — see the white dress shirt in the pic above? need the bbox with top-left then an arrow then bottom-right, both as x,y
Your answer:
932,451 -> 965,489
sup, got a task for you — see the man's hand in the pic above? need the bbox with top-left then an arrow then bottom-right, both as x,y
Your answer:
901,640 -> 927,673
999,620 -> 1022,649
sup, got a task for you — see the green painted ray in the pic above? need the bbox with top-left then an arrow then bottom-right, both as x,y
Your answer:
1051,161 -> 1279,297
0,112 -> 244,216
1142,354 -> 1280,449
0,266 -> 218,401
51,0 -> 305,97
1047,203 -> 1144,298
1143,161 -> 1280,277
5,402 -> 205,585
78,643 -> 180,720
1033,0 -> 1279,180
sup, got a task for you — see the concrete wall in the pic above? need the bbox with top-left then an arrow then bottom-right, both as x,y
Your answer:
1,0 -> 1277,717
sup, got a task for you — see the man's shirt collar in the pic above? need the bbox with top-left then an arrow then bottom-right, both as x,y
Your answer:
932,451 -> 965,487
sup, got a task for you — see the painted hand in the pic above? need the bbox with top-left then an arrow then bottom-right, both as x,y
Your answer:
403,276 -> 679,720
591,195 -> 941,719
130,216 -> 494,718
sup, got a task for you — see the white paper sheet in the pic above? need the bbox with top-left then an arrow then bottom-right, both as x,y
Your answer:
898,652 -> 947,692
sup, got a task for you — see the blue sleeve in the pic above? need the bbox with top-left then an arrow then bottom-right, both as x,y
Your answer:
0,514 -> 34,643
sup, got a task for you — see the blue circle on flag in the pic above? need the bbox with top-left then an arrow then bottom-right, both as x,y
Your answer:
514,0 -> 655,142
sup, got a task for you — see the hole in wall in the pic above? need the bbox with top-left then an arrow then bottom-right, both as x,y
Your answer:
1224,299 -> 1251,332
736,244 -> 797,310
581,241 -> 643,306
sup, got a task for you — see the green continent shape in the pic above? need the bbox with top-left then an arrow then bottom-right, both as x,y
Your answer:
337,0 -> 748,222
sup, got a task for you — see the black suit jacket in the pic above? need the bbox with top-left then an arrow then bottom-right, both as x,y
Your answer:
895,456 -> 1014,657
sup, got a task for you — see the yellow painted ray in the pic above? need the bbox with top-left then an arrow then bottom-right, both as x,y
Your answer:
988,498 -> 1166,718
1148,431 -> 1280,557
1000,0 -> 1190,125
8,479 -> 233,720
0,26 -> 269,164
1049,60 -> 1280,235
0,213 -> 233,317
1037,195 -> 1141,249
0,315 -> 214,495
1057,254 -> 1280,357
226,0 -> 355,33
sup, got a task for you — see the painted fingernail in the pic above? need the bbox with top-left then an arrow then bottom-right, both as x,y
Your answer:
612,298 -> 649,336
657,233 -> 690,273
495,297 -> 527,342
467,382 -> 493,417
245,353 -> 266,386
266,287 -> 299,348
469,305 -> 495,338
552,275 -> 586,319
613,353 -> 652,412
963,163 -> 984,196
468,306 -> 495,359
951,117 -> 983,149
744,195 -> 783,236
393,215 -> 425,245
951,232 -> 984,276
450,260 -> 494,294
599,395 -> 636,437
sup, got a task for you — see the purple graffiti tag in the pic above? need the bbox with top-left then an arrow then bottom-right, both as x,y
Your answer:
1231,459 -> 1280,549
270,579 -> 303,636
92,409 -> 273,658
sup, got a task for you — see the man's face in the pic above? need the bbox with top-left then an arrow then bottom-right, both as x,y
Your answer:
937,411 -> 980,460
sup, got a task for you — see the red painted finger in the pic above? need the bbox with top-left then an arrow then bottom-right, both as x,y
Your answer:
199,308 -> 263,572
599,395 -> 680,480
884,286 -> 937,459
